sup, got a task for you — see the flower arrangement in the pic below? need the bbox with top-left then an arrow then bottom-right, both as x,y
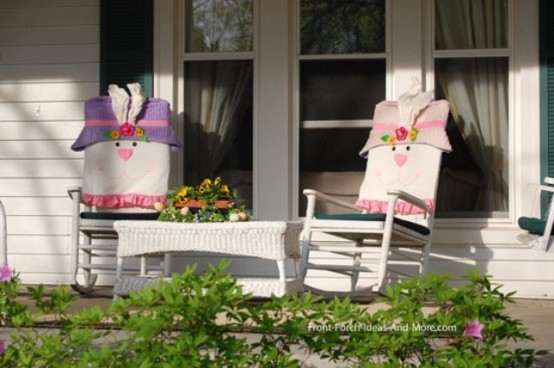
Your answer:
380,126 -> 419,145
103,122 -> 148,142
156,177 -> 251,223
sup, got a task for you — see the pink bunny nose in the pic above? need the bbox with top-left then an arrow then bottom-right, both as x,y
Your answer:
117,148 -> 133,161
394,153 -> 408,167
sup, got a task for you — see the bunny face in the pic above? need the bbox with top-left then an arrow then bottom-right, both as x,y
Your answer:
367,144 -> 437,188
356,144 -> 442,214
82,139 -> 170,209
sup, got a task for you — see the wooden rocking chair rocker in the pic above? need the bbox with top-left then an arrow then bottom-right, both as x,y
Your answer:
68,84 -> 181,293
300,80 -> 452,295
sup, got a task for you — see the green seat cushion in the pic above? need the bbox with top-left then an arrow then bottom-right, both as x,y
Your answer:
518,216 -> 554,235
314,213 -> 431,236
80,212 -> 159,221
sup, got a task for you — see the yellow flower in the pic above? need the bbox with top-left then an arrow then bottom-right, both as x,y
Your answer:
221,185 -> 230,194
176,186 -> 189,198
408,128 -> 419,141
111,130 -> 120,140
136,127 -> 145,137
200,178 -> 212,188
214,177 -> 222,186
386,136 -> 396,145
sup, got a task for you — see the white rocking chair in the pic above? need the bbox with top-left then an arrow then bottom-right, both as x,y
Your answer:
517,176 -> 554,252
68,84 -> 181,293
300,85 -> 452,296
67,188 -> 165,293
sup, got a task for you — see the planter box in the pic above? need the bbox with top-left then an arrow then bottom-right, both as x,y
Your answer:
175,200 -> 231,209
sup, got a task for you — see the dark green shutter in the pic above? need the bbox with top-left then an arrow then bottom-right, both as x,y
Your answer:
100,0 -> 154,97
540,0 -> 554,213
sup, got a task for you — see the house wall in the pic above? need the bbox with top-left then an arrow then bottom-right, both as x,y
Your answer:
0,0 -> 99,284
1,0 -> 553,300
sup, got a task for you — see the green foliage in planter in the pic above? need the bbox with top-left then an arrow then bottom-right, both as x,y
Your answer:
157,177 -> 252,223
0,262 -> 549,367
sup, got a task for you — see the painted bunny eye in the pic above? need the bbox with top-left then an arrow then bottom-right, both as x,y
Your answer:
132,142 -> 138,147
406,146 -> 411,151
115,142 -> 120,147
392,146 -> 396,151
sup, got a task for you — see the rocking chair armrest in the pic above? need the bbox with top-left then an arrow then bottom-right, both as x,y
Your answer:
538,185 -> 554,194
387,189 -> 432,214
544,177 -> 554,185
302,189 -> 360,211
67,186 -> 88,206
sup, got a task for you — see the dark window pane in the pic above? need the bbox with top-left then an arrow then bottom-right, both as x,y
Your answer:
300,60 -> 386,121
300,128 -> 369,172
298,128 -> 367,216
434,57 -> 509,217
301,0 -> 385,54
183,60 -> 253,208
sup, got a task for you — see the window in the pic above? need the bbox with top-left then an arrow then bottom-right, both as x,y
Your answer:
164,0 -> 528,223
433,0 -> 510,218
182,0 -> 254,209
298,0 -> 386,216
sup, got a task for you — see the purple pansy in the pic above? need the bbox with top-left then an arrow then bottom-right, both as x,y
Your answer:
465,319 -> 484,339
0,264 -> 11,282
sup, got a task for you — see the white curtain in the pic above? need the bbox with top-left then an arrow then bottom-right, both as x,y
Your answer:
184,61 -> 252,183
435,0 -> 509,212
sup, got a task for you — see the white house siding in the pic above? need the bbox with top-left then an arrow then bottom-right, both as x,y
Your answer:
430,227 -> 554,299
0,0 -> 99,284
301,227 -> 554,300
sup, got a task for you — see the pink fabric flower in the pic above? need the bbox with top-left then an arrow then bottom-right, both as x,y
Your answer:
465,319 -> 484,339
119,122 -> 136,136
395,127 -> 408,141
0,264 -> 11,282
0,339 -> 5,355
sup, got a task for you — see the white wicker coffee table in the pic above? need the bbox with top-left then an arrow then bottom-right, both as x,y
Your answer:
112,220 -> 304,298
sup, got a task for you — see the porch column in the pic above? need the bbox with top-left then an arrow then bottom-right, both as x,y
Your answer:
257,0 -> 293,220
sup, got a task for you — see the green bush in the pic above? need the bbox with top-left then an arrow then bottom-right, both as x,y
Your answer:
0,262 -> 548,367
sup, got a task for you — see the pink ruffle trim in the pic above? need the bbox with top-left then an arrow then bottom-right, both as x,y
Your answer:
355,199 -> 434,215
83,193 -> 167,209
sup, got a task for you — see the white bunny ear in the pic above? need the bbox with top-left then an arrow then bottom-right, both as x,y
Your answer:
127,83 -> 146,124
398,77 -> 433,128
108,84 -> 130,124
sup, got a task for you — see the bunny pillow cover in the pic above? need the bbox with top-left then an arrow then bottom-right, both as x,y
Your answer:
71,83 -> 182,210
356,78 -> 452,215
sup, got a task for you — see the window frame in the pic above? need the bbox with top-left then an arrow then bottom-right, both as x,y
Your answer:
295,0 -> 390,130
154,0 -> 540,228
292,0 -> 392,217
179,0 -> 258,213
426,0 -> 515,224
